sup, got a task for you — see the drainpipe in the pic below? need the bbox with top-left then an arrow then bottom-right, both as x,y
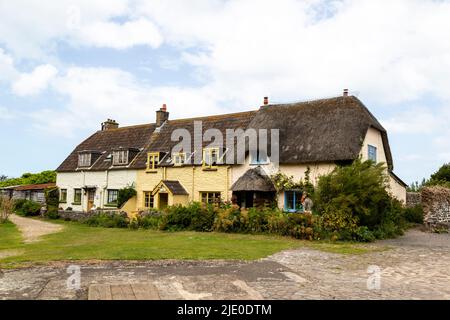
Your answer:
192,166 -> 195,202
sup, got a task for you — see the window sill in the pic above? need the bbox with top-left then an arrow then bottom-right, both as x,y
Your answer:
71,202 -> 81,205
202,167 -> 218,171
104,203 -> 118,208
59,201 -> 67,204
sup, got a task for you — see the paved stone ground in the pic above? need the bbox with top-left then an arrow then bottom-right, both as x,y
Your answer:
8,214 -> 63,243
0,228 -> 449,300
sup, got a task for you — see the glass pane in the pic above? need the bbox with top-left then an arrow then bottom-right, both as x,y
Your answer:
285,192 -> 294,210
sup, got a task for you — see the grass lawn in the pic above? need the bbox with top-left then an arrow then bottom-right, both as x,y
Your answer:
0,219 -> 382,268
0,221 -> 22,251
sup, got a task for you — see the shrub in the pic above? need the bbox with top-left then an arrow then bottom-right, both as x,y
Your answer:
160,204 -> 194,231
404,205 -> 424,224
15,199 -> 42,216
318,205 -> 359,236
0,196 -> 14,223
314,159 -> 406,239
247,207 -> 271,233
13,199 -> 28,212
131,210 -> 163,230
354,226 -> 376,242
214,205 -> 248,233
45,187 -> 60,219
83,213 -> 129,228
117,186 -> 137,208
190,203 -> 217,232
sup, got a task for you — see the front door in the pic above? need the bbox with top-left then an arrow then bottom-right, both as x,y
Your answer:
159,193 -> 168,209
87,189 -> 95,211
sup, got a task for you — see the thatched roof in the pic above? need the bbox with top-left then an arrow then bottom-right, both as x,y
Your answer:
57,95 -> 394,172
249,96 -> 393,170
230,167 -> 276,192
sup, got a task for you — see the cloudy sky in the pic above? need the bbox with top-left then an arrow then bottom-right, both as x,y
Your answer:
0,0 -> 449,185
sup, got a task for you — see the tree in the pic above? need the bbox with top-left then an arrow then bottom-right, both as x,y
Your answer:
0,175 -> 7,182
428,163 -> 450,186
314,159 -> 404,234
0,170 -> 56,187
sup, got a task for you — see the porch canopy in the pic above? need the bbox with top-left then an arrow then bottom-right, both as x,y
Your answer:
231,167 -> 276,192
152,180 -> 189,196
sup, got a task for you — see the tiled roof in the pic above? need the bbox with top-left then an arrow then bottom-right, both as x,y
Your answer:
56,124 -> 156,172
14,183 -> 56,191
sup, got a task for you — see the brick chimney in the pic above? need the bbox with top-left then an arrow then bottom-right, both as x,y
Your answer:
101,119 -> 119,131
156,104 -> 169,127
343,89 -> 349,97
263,97 -> 269,105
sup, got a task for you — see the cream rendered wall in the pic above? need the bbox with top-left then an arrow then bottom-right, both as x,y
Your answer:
56,170 -> 137,211
231,156 -> 335,209
389,175 -> 407,203
136,166 -> 231,211
360,127 -> 406,202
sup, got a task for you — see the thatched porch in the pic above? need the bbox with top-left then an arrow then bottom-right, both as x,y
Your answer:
230,167 -> 276,208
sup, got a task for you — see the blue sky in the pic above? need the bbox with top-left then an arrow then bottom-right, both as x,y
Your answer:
1,0 -> 450,185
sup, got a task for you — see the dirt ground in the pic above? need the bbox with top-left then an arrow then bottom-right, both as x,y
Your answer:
8,214 -> 63,243
1,228 -> 449,300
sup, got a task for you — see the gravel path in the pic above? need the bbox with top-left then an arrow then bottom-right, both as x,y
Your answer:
8,215 -> 63,243
1,228 -> 449,300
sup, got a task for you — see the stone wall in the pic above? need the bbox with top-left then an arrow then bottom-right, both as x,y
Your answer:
406,192 -> 422,208
421,187 -> 450,230
58,209 -> 125,221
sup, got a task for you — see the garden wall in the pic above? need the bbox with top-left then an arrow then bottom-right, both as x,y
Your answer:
406,192 -> 422,208
421,187 -> 450,230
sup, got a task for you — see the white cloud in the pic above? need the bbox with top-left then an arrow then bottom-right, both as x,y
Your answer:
0,1 -> 162,58
135,0 -> 450,105
76,18 -> 163,49
0,48 -> 18,83
12,64 -> 58,96
31,66 -> 225,136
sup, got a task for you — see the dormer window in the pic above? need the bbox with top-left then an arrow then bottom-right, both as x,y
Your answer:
173,153 -> 186,166
251,150 -> 269,165
113,150 -> 129,165
203,147 -> 220,170
147,152 -> 160,172
78,153 -> 92,167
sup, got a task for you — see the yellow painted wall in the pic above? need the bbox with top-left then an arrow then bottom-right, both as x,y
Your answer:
136,166 -> 231,211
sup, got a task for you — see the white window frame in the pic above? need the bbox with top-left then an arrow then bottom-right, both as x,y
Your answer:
368,145 -> 377,163
113,150 -> 129,165
78,153 -> 91,167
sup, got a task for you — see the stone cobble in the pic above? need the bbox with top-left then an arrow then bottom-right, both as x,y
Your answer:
1,229 -> 450,300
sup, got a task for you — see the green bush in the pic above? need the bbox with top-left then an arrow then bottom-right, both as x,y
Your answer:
160,204 -> 194,231
117,186 -> 137,208
13,199 -> 28,212
45,187 -> 60,219
314,159 -> 406,239
214,205 -> 248,233
83,213 -> 129,228
190,203 -> 217,232
404,205 -> 424,224
14,199 -> 41,216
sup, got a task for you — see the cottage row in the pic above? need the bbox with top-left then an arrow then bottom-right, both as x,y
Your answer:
56,93 -> 407,214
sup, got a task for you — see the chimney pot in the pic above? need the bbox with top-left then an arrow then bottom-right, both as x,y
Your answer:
343,89 -> 349,97
156,104 -> 169,127
263,97 -> 269,105
101,119 -> 119,131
